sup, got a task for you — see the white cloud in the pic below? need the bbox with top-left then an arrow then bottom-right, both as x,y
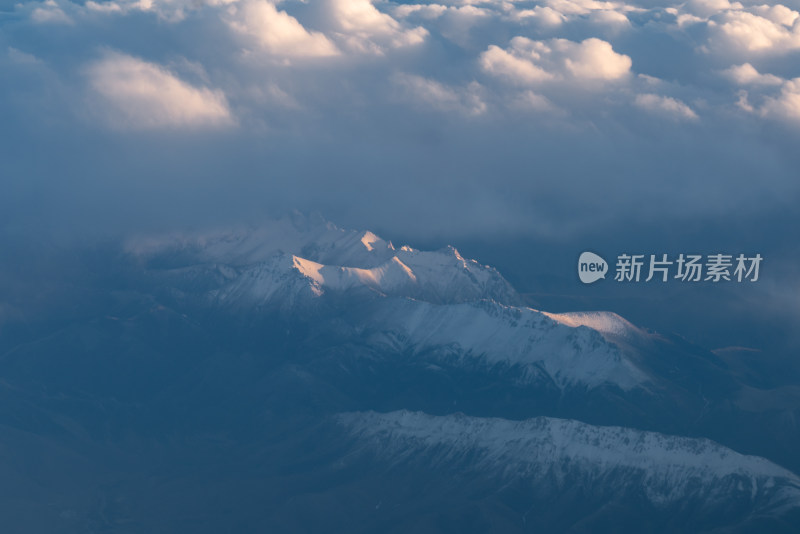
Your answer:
634,93 -> 698,121
759,79 -> 800,122
511,90 -> 561,113
227,0 -> 339,58
393,73 -> 486,115
80,0 -> 239,21
9,0 -> 800,130
31,0 -> 73,24
394,4 -> 448,20
328,0 -> 402,34
735,90 -> 754,112
684,0 -> 742,19
664,1 -> 800,58
589,9 -> 630,28
324,0 -> 428,53
87,52 -> 234,129
8,47 -> 42,65
513,6 -> 567,27
546,0 -> 634,17
480,41 -> 555,84
85,1 -> 124,14
430,5 -> 493,45
560,38 -> 632,79
731,72 -> 800,123
751,4 -> 798,27
508,0 -> 637,31
721,63 -> 783,85
480,36 -> 632,85
673,12 -> 705,28
709,10 -> 800,53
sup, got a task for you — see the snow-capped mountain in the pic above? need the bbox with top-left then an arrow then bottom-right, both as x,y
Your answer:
338,410 -> 800,516
129,214 -> 520,306
129,214 -> 646,389
543,311 -> 647,342
126,212 -> 398,268
2,214 -> 798,532
361,299 -> 647,389
208,245 -> 520,306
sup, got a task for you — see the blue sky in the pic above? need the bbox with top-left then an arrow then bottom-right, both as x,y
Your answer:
1,0 -> 799,352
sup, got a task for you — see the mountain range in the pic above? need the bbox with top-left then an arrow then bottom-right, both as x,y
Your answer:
0,213 -> 798,532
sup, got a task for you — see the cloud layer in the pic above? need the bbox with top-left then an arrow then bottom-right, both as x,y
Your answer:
6,0 -> 800,129
0,0 -> 799,243
87,52 -> 233,129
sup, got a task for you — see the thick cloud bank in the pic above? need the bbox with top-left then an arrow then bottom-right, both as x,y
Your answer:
0,0 -> 798,246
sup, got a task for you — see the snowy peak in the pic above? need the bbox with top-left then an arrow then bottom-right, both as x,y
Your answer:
212,248 -> 518,307
366,299 -> 647,389
392,245 -> 519,305
126,214 -> 398,269
291,255 -> 325,286
359,230 -> 393,253
338,410 -> 800,515
211,254 -> 324,307
131,215 -> 520,306
291,254 -> 417,294
210,258 -> 646,389
132,216 -> 657,390
543,311 -> 646,341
